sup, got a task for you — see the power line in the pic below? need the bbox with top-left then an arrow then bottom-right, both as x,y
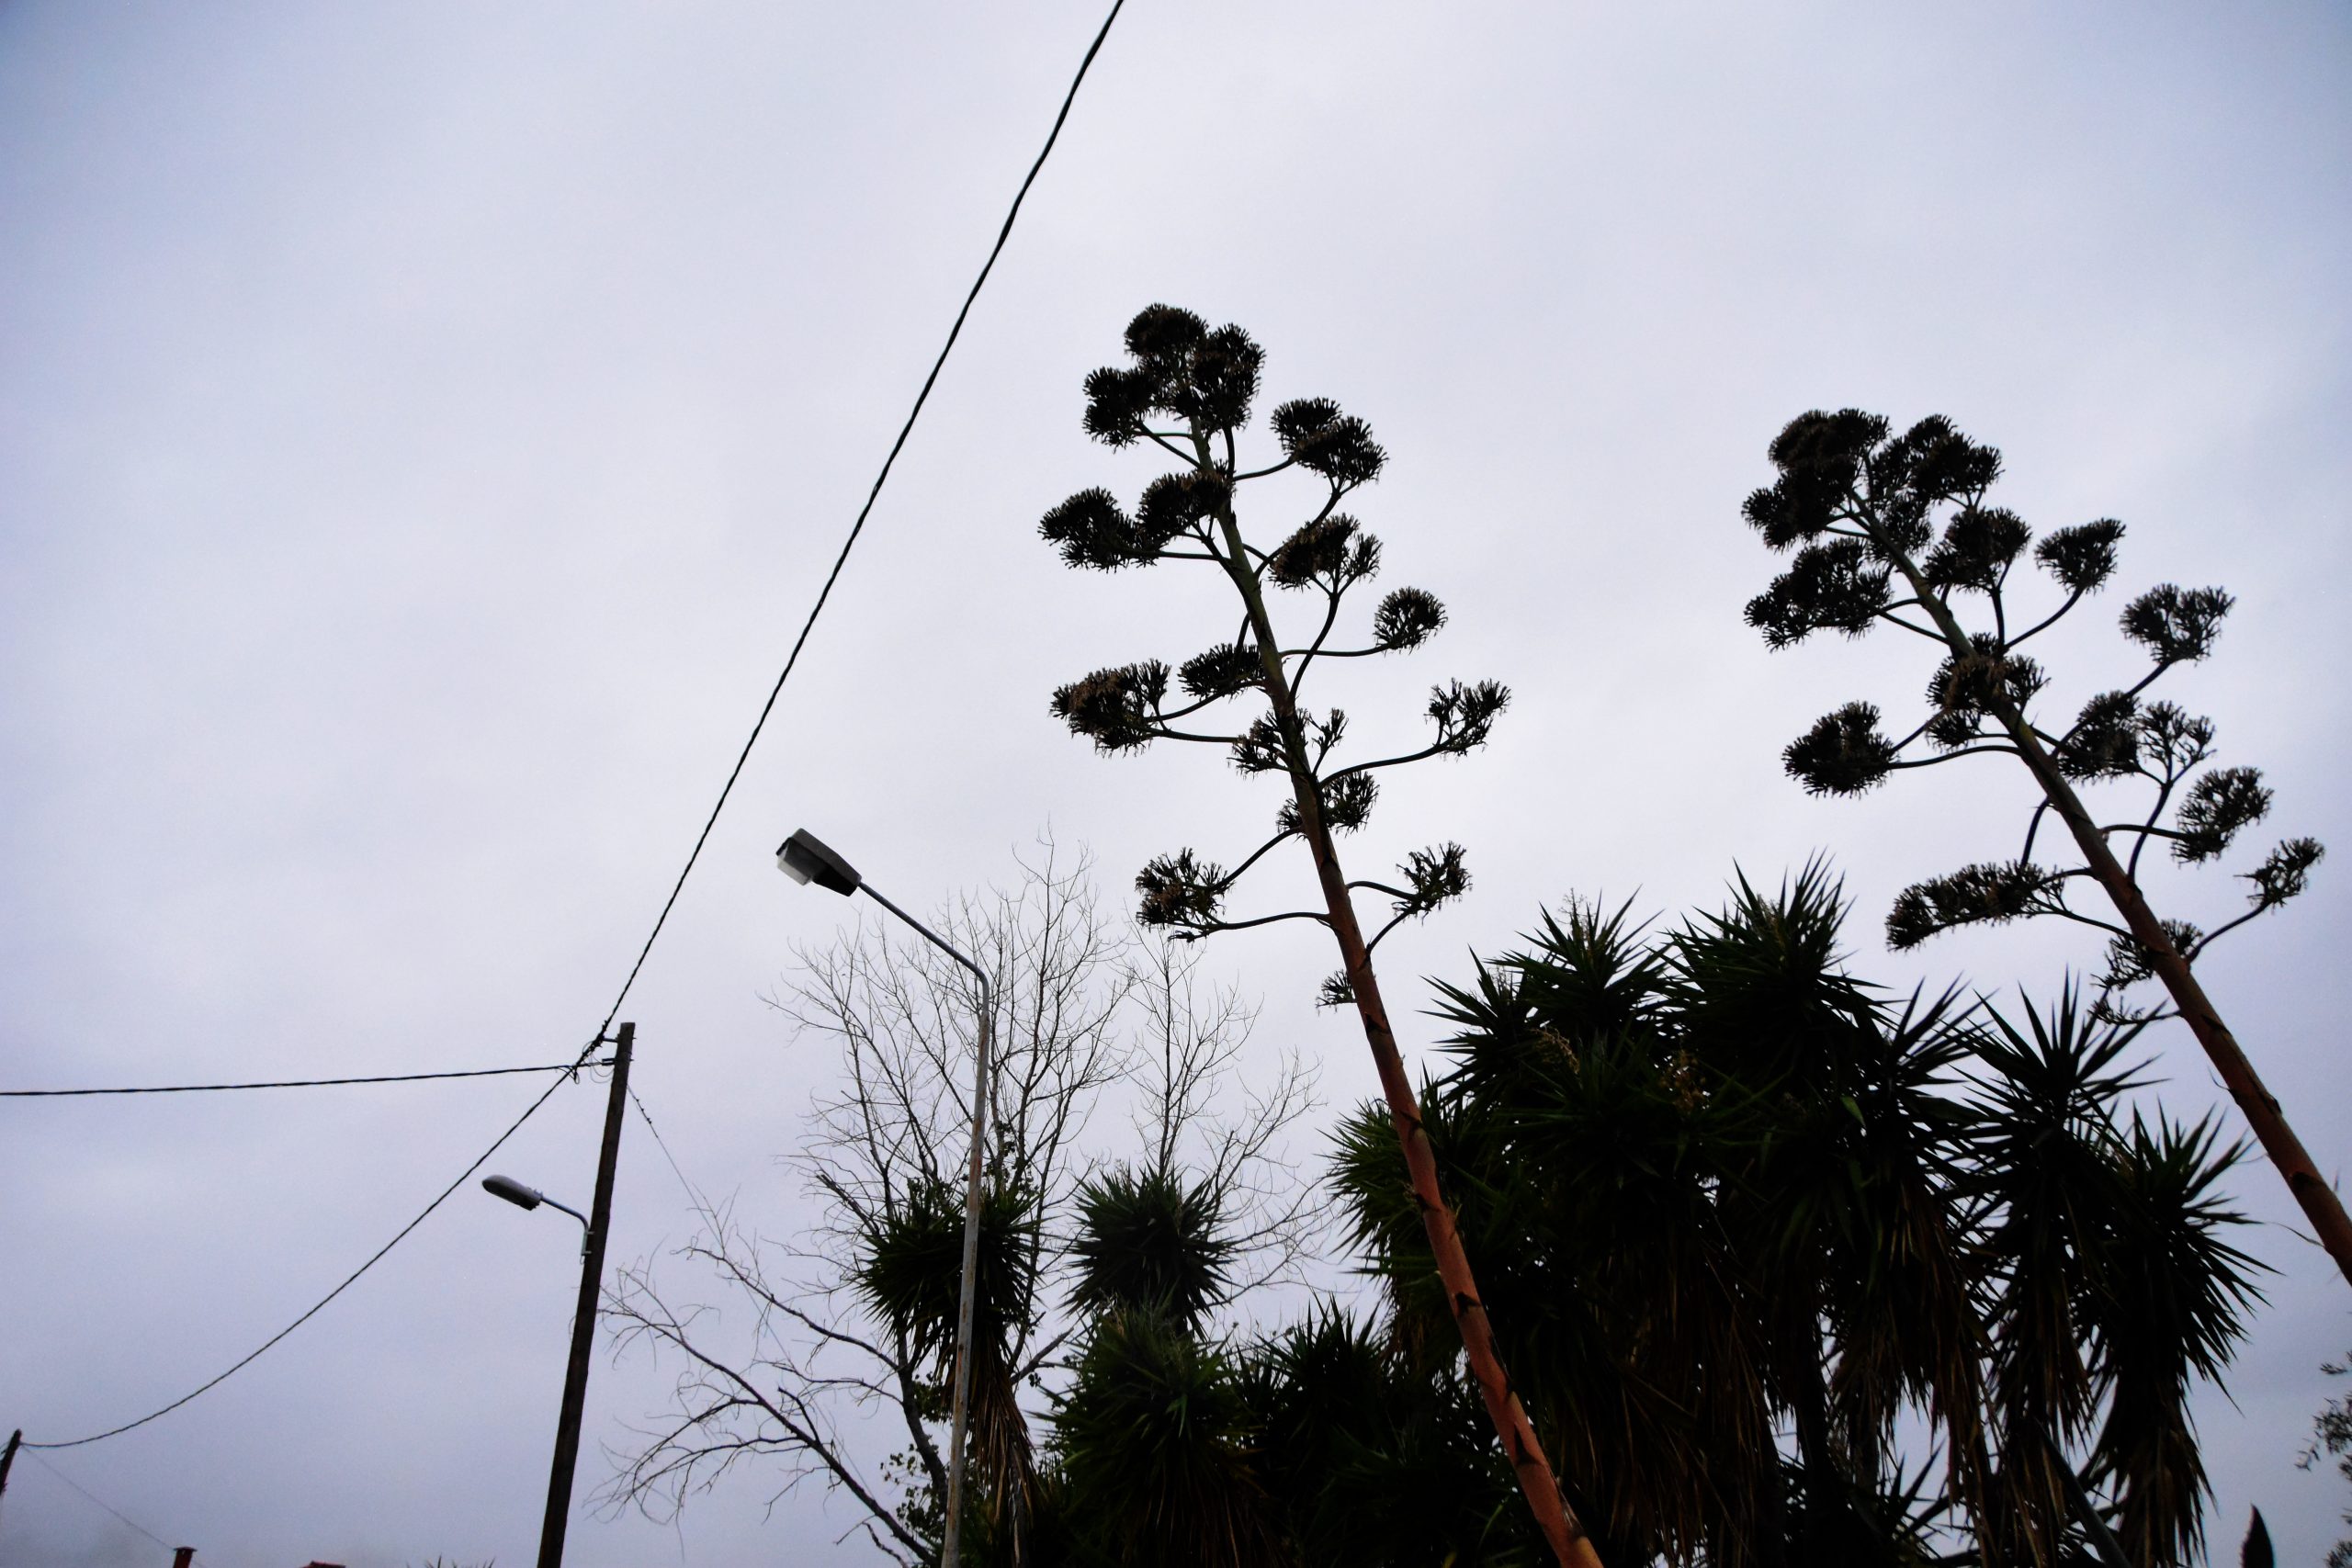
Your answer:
3,1062 -> 580,1098
628,1083 -> 707,1213
22,1042 -> 603,1450
17,0 -> 1128,1457
17,1450 -> 176,1551
590,0 -> 1128,1042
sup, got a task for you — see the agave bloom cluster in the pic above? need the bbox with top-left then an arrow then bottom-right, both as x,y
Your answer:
1743,409 -> 2320,1015
1041,305 -> 1507,992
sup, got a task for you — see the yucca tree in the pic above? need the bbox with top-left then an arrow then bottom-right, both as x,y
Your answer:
1051,1166 -> 1519,1568
1036,304 -> 1595,1565
858,1177 -> 1046,1552
1968,993 -> 2266,1567
1237,1307 -> 1523,1568
1048,1309 -> 1282,1568
1457,898 -> 1780,1562
1663,868 -> 1986,1563
1737,408 -> 2346,1290
1045,1156 -> 1279,1568
1327,871 -> 2259,1567
1067,1165 -> 1236,1333
1330,874 -> 1975,1564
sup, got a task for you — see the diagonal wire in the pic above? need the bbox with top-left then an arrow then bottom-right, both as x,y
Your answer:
591,0 -> 1127,1043
628,1083 -> 709,1213
23,1041 -> 604,1450
17,0 -> 1127,1457
18,1450 -> 177,1551
3,1062 -> 580,1097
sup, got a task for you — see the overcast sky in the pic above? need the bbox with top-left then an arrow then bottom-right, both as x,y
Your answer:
4,3 -> 2349,1563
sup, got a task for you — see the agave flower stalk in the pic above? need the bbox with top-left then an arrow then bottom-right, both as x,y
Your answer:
1038,304 -> 1602,1567
1741,409 -> 2348,1289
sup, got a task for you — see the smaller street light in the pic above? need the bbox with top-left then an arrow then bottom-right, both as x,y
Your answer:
776,827 -> 994,1568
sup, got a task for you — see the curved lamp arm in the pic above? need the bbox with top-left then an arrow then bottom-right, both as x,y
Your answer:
775,826 -> 994,1568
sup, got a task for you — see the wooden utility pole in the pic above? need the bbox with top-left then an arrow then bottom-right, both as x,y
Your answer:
0,1428 -> 19,1517
172,1549 -> 194,1568
537,1022 -> 632,1568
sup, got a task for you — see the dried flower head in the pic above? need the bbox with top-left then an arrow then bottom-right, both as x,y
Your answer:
1135,849 -> 1227,931
2173,767 -> 2271,863
1267,513 -> 1364,589
1271,397 -> 1386,488
2123,584 -> 2233,667
1922,505 -> 2032,593
1745,538 -> 1894,649
1040,487 -> 1142,570
1427,680 -> 1510,753
1784,703 -> 1897,795
1049,660 -> 1170,753
2035,518 -> 2125,592
1923,636 -> 2046,748
2054,691 -> 2143,780
1372,588 -> 1446,651
1886,860 -> 2067,950
1178,641 -> 1263,702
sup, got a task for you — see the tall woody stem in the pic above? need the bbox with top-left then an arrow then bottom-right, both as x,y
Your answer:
1203,441 -> 1603,1568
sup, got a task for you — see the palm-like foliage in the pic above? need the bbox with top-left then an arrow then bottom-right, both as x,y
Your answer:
1042,1150 -> 1281,1568
1048,1309 -> 1283,1568
1068,1165 -> 1236,1333
1318,870 -> 2260,1567
1667,868 -> 1986,1562
1238,1307 -> 1532,1568
1962,996 -> 2265,1565
2098,1113 -> 2263,1565
857,1177 -> 1046,1538
1023,866 -> 2259,1567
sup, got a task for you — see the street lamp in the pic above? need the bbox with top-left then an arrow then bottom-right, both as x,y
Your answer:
482,1175 -> 589,1246
777,828 -> 993,1568
480,1022 -> 635,1568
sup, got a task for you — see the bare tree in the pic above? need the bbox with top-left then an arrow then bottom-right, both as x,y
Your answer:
1123,937 -> 1321,1306
604,840 -> 1317,1562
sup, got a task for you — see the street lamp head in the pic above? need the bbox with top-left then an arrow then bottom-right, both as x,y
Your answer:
777,828 -> 861,897
482,1174 -> 544,1211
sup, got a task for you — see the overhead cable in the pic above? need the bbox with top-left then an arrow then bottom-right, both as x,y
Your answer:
628,1083 -> 707,1213
20,1041 -> 603,1450
591,0 -> 1128,1042
18,0 -> 1130,1457
2,1063 -> 580,1098
18,1450 -> 176,1551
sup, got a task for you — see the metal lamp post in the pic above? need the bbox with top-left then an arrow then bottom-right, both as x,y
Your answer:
481,1021 -> 633,1568
777,828 -> 993,1568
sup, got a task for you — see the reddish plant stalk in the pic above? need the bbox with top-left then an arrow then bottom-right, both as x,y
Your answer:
1216,502 -> 1605,1568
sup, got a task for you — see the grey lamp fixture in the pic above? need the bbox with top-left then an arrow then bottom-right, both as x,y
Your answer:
776,825 -> 994,1568
777,828 -> 861,896
482,1174 -> 589,1232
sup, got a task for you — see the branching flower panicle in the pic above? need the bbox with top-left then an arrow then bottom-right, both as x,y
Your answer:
1737,408 -> 2320,1015
1041,305 -> 1503,961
